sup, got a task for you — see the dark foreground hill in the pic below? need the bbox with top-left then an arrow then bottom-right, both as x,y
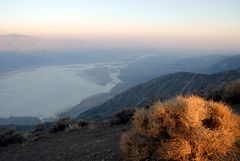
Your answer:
0,104 -> 239,161
78,69 -> 240,121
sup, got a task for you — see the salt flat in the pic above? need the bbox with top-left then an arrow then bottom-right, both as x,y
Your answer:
0,62 -> 124,118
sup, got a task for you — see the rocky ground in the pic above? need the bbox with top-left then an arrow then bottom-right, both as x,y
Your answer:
0,123 -> 129,161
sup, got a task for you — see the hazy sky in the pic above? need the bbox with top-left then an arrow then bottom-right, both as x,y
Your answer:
0,0 -> 240,49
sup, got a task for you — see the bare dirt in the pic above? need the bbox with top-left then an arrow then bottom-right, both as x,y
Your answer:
0,123 -> 129,161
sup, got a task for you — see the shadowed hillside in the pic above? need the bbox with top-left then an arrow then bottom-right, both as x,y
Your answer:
78,69 -> 240,121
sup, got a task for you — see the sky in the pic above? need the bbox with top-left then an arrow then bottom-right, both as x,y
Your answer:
0,0 -> 240,49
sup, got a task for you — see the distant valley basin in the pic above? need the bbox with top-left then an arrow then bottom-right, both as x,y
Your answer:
0,62 -> 125,118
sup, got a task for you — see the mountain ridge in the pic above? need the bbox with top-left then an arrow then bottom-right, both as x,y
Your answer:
78,69 -> 240,121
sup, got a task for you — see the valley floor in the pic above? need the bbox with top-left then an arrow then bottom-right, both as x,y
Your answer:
0,123 -> 129,161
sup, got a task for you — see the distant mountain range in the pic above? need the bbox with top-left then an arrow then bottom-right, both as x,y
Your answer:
0,33 -> 142,51
0,116 -> 41,125
0,34 -> 101,51
78,69 -> 240,121
207,55 -> 240,73
0,34 -> 46,51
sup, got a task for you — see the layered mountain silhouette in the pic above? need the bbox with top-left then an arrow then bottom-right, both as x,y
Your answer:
0,34 -> 129,51
207,55 -> 240,73
0,34 -> 43,51
0,34 -> 91,51
0,116 -> 41,125
78,69 -> 240,121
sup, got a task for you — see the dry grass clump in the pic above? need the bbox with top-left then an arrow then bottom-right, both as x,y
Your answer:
121,96 -> 240,161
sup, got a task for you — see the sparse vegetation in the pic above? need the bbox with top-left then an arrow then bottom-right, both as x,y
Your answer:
49,117 -> 77,133
0,128 -> 29,147
49,117 -> 90,133
121,96 -> 240,161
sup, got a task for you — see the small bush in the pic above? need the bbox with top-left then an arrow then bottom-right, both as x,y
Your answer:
33,123 -> 44,132
110,109 -> 135,125
141,96 -> 164,109
121,96 -> 240,161
65,123 -> 80,132
207,86 -> 225,102
49,117 -> 90,133
0,129 -> 29,147
31,132 -> 48,141
49,117 -> 76,133
206,80 -> 240,105
78,120 -> 89,127
222,80 -> 240,105
31,123 -> 49,141
65,120 -> 90,132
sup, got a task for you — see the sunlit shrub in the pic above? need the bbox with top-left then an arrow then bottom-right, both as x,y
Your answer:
121,96 -> 240,161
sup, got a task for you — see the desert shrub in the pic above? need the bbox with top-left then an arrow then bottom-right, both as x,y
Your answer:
222,80 -> 240,105
205,80 -> 240,106
121,96 -> 240,161
49,117 -> 76,133
64,123 -> 80,132
65,120 -> 91,132
49,117 -> 90,133
31,123 -> 49,141
142,96 -> 164,109
78,120 -> 89,127
0,129 -> 29,147
33,123 -> 44,132
31,131 -> 48,141
206,86 -> 225,102
110,108 -> 136,125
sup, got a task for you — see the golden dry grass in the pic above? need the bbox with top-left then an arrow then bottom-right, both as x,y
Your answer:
120,96 -> 240,161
